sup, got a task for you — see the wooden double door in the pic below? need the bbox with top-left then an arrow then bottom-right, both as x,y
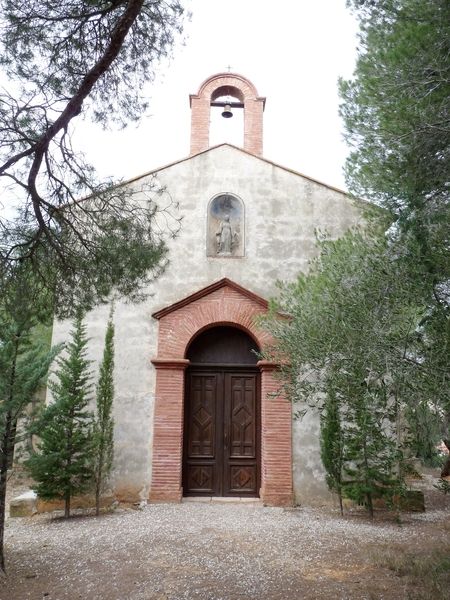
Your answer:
183,368 -> 260,497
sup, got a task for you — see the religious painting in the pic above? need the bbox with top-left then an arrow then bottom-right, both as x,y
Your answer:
207,193 -> 244,257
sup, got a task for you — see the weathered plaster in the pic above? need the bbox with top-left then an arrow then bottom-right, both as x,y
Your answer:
292,411 -> 334,506
50,144 -> 364,504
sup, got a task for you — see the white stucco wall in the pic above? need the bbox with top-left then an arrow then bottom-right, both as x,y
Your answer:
51,144 -> 364,503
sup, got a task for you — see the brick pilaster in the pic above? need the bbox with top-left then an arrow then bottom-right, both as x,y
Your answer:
189,95 -> 211,155
149,359 -> 190,502
244,98 -> 264,156
258,360 -> 293,507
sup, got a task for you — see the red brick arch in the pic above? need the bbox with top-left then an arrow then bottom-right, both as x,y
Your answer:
198,73 -> 259,99
155,286 -> 271,359
189,72 -> 266,156
150,279 -> 293,506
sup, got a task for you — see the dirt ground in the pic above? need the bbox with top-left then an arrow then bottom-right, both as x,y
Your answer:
2,474 -> 449,600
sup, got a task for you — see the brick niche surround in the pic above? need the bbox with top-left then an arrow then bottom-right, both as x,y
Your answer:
150,278 -> 293,507
189,73 -> 266,156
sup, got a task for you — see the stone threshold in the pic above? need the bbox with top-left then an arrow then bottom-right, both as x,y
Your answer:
182,496 -> 262,504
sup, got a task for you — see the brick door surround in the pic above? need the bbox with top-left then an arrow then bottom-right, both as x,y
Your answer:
189,72 -> 266,157
150,279 -> 293,507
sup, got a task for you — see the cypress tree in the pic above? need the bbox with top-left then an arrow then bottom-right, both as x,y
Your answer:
93,308 -> 115,516
320,389 -> 344,515
27,311 -> 94,518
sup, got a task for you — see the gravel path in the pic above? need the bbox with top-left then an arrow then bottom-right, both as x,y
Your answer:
3,497 -> 449,600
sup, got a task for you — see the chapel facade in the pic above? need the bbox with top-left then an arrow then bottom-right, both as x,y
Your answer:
52,73 -> 365,506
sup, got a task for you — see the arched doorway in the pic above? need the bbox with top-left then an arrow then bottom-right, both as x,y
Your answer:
150,278 -> 293,506
183,326 -> 260,497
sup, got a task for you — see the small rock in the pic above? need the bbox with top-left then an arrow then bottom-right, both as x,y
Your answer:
10,490 -> 37,518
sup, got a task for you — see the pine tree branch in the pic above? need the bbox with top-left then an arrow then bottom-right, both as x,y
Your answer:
25,0 -> 145,242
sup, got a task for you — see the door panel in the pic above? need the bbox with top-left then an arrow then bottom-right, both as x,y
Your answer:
185,464 -> 215,494
223,373 -> 258,496
188,374 -> 217,458
228,465 -> 257,493
183,369 -> 259,497
227,374 -> 256,458
184,372 -> 221,495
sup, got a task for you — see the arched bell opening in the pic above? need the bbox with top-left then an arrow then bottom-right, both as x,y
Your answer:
211,85 -> 245,104
210,86 -> 245,146
183,325 -> 261,497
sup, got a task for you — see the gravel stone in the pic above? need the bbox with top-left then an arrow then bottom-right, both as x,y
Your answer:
3,496 -> 449,600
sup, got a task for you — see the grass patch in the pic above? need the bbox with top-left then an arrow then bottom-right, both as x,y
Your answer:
371,543 -> 450,600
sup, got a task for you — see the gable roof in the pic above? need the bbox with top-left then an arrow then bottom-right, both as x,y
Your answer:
152,277 -> 268,320
121,143 -> 350,196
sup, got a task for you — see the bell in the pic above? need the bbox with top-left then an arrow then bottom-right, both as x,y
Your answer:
221,103 -> 233,118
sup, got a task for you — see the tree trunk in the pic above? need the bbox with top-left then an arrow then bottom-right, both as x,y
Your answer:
96,443 -> 105,517
64,490 -> 70,519
362,433 -> 374,519
366,491 -> 374,519
0,410 -> 13,574
64,406 -> 74,519
0,334 -> 20,574
338,489 -> 344,517
95,486 -> 100,517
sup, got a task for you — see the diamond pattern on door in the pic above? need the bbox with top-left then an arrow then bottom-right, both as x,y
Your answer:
229,376 -> 256,458
188,375 -> 216,458
186,465 -> 214,493
230,466 -> 256,491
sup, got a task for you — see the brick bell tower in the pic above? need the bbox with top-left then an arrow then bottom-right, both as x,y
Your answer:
189,72 -> 266,156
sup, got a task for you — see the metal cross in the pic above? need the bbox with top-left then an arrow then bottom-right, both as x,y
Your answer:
226,65 -> 233,73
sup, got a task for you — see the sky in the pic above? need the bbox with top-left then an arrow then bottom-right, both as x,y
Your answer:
74,0 -> 360,192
